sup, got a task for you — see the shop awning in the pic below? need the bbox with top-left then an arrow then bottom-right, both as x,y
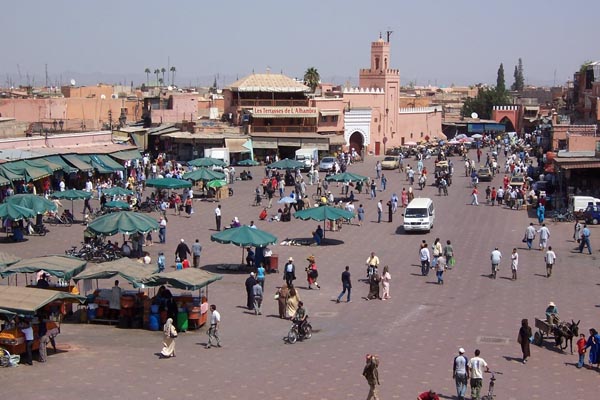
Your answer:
24,158 -> 63,174
278,138 -> 302,147
319,109 -> 341,116
45,155 -> 78,174
0,286 -> 85,316
0,165 -> 24,182
252,138 -> 278,149
0,174 -> 10,186
329,135 -> 347,145
0,255 -> 87,280
224,138 -> 250,153
80,154 -> 125,174
141,269 -> 223,291
73,258 -> 157,288
301,140 -> 329,151
557,161 -> 600,170
63,154 -> 94,173
110,149 -> 143,161
1,161 -> 50,181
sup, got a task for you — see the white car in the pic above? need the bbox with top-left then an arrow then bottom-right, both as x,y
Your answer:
319,156 -> 337,172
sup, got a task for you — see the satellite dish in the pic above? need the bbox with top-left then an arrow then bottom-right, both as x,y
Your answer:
167,86 -> 173,91
471,112 -> 478,119
70,79 -> 76,86
111,94 -> 118,99
100,94 -> 106,100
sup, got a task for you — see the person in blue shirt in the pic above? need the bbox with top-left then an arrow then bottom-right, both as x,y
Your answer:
579,224 -> 592,254
157,252 -> 166,272
256,262 -> 266,289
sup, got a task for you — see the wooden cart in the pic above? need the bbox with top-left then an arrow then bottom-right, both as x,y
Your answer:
533,317 -> 569,351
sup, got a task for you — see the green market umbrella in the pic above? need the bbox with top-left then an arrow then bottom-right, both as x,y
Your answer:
102,187 -> 134,197
206,179 -> 227,189
6,194 -> 57,215
0,203 -> 36,221
142,269 -> 223,291
51,189 -> 92,216
182,168 -> 226,182
51,189 -> 92,200
87,211 -> 159,236
294,205 -> 355,238
104,200 -> 131,210
267,158 -> 304,170
188,157 -> 226,168
237,159 -> 259,166
325,172 -> 369,183
73,258 -> 158,288
145,177 -> 192,190
211,225 -> 277,263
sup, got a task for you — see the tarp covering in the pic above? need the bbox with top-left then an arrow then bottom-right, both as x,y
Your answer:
73,259 -> 158,288
110,149 -> 143,161
0,252 -> 21,267
0,165 -> 24,182
45,155 -> 78,174
1,160 -> 50,181
0,173 -> 10,186
87,211 -> 159,235
0,255 -> 87,280
294,205 -> 355,222
63,154 -> 94,172
141,269 -> 222,291
182,168 -> 226,182
0,286 -> 85,316
145,177 -> 192,189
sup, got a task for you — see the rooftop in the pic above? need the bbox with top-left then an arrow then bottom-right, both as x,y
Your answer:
226,73 -> 309,93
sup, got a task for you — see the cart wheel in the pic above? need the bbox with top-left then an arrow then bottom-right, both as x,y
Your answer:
534,331 -> 543,346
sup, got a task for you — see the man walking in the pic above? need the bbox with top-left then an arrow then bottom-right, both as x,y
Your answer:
579,224 -> 592,254
453,348 -> 469,400
363,354 -> 380,400
252,279 -> 263,315
245,272 -> 257,310
537,223 -> 550,251
468,349 -> 489,400
175,239 -> 191,263
214,204 -> 222,231
490,248 -> 502,279
524,223 -> 536,250
336,266 -> 352,303
206,304 -> 221,349
192,239 -> 202,268
544,246 -> 557,278
377,200 -> 383,223
283,257 -> 296,287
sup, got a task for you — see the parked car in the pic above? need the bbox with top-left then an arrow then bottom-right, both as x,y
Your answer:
381,156 -> 400,170
319,156 -> 338,172
509,175 -> 526,188
477,167 -> 493,182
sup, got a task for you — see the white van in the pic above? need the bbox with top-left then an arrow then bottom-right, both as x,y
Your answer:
570,196 -> 600,213
403,198 -> 435,232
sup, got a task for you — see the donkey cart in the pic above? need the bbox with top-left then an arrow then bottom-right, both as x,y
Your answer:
533,317 -> 580,354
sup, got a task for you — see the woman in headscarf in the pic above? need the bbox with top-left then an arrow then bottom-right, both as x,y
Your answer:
380,266 -> 391,300
407,186 -> 414,203
160,318 -> 177,358
517,318 -> 532,363
275,285 -> 289,319
401,188 -> 408,208
285,287 -> 301,319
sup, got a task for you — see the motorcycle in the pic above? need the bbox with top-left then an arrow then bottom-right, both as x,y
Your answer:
287,318 -> 312,344
27,222 -> 49,236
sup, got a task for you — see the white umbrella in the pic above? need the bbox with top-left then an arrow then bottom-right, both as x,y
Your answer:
471,134 -> 483,139
278,196 -> 297,204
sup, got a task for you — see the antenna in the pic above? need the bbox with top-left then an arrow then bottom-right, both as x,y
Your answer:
45,64 -> 49,88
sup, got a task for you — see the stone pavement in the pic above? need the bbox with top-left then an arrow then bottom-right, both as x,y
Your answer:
2,154 -> 600,399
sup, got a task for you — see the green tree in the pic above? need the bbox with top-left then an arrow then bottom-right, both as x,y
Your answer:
170,66 -> 176,86
461,86 -> 510,120
161,68 -> 166,84
511,58 -> 524,91
144,68 -> 151,86
496,63 -> 506,93
303,67 -> 320,92
154,69 -> 160,86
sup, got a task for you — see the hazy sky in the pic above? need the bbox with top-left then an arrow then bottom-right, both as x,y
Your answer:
1,0 -> 597,88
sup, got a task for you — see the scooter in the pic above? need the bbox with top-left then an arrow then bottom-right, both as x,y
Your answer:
287,318 -> 312,344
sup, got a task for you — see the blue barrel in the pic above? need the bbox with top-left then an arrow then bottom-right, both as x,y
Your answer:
148,313 -> 160,331
87,307 -> 97,320
150,304 -> 159,314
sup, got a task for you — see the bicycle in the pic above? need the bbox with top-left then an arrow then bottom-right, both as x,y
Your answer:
47,213 -> 73,227
481,371 -> 502,400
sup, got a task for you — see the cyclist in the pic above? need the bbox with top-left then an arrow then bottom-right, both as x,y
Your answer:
293,301 -> 308,335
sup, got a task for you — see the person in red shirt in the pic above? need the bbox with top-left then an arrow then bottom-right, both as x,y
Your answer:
490,187 -> 497,206
417,390 -> 440,400
577,333 -> 587,368
503,175 -> 509,189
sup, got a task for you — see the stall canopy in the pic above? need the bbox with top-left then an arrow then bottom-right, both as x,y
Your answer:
145,177 -> 192,189
325,172 -> 369,183
0,252 -> 21,268
73,259 -> 158,288
45,155 -> 79,174
24,158 -> 63,175
0,286 -> 85,316
87,211 -> 159,236
1,160 -> 50,181
0,255 -> 87,280
83,155 -> 125,174
63,154 -> 94,173
188,157 -> 226,168
6,194 -> 57,214
0,173 -> 10,186
142,269 -> 222,291
182,168 -> 226,182
267,158 -> 305,170
110,149 -> 143,162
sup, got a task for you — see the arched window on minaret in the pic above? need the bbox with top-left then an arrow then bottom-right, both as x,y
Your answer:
384,58 -> 388,70
375,57 -> 380,71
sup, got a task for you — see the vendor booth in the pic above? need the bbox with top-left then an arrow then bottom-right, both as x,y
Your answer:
0,286 -> 84,356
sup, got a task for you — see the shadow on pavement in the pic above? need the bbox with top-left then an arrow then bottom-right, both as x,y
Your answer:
201,263 -> 248,274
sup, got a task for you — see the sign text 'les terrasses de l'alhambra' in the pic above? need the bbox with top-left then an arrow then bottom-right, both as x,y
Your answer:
252,106 -> 319,118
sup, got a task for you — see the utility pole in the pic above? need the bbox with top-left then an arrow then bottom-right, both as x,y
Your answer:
45,64 -> 49,88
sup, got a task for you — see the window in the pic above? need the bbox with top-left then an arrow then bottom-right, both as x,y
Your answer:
332,115 -> 338,123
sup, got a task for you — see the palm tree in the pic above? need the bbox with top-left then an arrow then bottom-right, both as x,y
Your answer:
161,68 -> 166,85
303,67 -> 320,92
154,69 -> 160,86
144,68 -> 151,86
158,78 -> 164,86
170,66 -> 176,86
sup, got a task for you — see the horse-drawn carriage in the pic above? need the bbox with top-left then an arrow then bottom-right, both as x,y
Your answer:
533,317 -> 580,353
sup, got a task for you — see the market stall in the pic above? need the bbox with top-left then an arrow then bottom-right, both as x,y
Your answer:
72,259 -> 158,326
0,286 -> 84,355
142,269 -> 222,331
0,255 -> 87,290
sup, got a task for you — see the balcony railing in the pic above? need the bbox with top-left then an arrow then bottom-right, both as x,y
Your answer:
233,99 -> 309,107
